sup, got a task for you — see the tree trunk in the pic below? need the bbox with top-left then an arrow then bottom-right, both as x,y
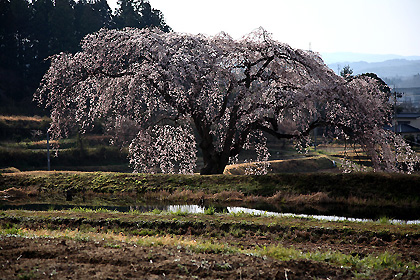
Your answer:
200,152 -> 227,175
199,136 -> 229,175
194,117 -> 230,175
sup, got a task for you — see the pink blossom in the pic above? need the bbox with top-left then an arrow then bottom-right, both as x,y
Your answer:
35,28 -> 418,174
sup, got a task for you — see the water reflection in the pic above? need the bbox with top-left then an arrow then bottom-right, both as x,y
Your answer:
166,205 -> 205,214
226,207 -> 420,225
1,203 -> 419,224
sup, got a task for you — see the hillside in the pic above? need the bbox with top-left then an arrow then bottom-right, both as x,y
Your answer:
321,52 -> 420,64
328,59 -> 420,79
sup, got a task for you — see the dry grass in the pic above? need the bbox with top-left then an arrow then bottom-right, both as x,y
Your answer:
142,189 -> 206,202
224,155 -> 336,175
138,188 -> 334,206
167,189 -> 206,202
0,187 -> 38,198
0,115 -> 48,122
0,167 -> 21,173
26,139 -> 59,146
139,189 -> 408,208
267,191 -> 333,205
9,227 -> 202,249
141,189 -> 262,204
211,190 -> 245,202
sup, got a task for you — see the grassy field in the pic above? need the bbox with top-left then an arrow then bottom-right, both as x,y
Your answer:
0,115 -> 353,174
1,171 -> 419,279
0,115 -> 130,172
2,114 -> 418,174
1,205 -> 419,279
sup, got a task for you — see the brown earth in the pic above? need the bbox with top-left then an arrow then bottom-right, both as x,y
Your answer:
0,236 -> 357,280
1,170 -> 420,279
1,235 -> 419,280
1,212 -> 419,279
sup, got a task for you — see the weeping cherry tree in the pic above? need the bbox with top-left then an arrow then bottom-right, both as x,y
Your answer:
35,28 -> 418,174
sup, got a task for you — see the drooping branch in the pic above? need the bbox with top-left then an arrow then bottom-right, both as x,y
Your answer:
35,27 -> 418,175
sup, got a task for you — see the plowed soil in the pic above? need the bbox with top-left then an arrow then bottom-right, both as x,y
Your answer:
1,171 -> 420,279
0,236 -> 356,280
1,211 -> 419,279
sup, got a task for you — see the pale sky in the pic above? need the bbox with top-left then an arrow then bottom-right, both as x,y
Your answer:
107,0 -> 420,57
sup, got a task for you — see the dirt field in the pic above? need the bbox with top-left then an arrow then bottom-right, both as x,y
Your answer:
1,209 -> 419,279
1,171 -> 419,279
1,236 -> 356,280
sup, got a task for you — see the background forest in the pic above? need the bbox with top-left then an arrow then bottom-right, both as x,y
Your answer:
0,0 -> 171,115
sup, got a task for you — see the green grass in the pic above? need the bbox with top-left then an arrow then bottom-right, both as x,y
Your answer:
204,206 -> 216,215
171,209 -> 189,216
0,207 -> 418,280
151,208 -> 163,215
1,171 -> 419,208
259,245 -> 417,274
1,219 -> 417,277
228,210 -> 266,217
2,209 -> 418,242
0,115 -> 129,171
70,207 -> 119,214
1,223 -> 23,235
377,216 -> 393,225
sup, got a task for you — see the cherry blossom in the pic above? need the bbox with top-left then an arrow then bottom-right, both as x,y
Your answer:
35,28 -> 418,174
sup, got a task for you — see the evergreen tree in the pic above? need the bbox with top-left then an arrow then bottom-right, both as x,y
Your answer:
30,0 -> 55,89
0,0 -> 33,106
48,0 -> 77,53
0,0 -> 171,114
74,0 -> 113,43
114,0 -> 171,31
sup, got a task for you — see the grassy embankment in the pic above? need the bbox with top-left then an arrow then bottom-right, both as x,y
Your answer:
1,171 -> 419,210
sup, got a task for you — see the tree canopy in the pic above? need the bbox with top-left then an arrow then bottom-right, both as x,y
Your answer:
35,28 -> 418,174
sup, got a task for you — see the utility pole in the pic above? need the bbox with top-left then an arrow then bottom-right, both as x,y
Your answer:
393,86 -> 403,134
47,131 -> 51,171
313,101 -> 318,151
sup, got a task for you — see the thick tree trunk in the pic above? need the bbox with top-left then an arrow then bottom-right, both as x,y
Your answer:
198,131 -> 231,175
194,117 -> 231,175
200,152 -> 228,175
199,140 -> 228,175
200,159 -> 226,175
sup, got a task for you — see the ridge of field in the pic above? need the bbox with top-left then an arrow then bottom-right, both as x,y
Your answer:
1,171 -> 419,211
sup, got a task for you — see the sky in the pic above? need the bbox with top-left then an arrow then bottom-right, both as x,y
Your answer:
107,0 -> 420,57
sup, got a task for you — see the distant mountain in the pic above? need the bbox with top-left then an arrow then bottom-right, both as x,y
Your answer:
320,52 -> 420,64
327,59 -> 420,79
